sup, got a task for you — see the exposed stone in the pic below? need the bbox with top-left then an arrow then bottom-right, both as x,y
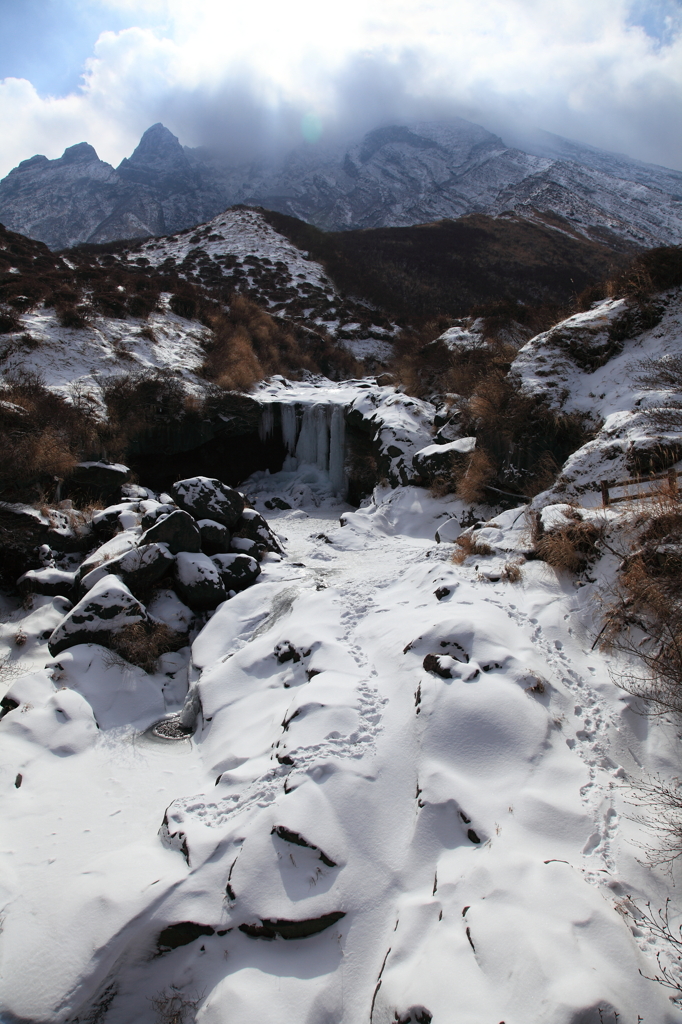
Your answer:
171,476 -> 244,529
139,509 -> 201,554
232,509 -> 283,554
264,497 -> 292,510
197,518 -> 231,554
210,553 -> 260,592
80,542 -> 174,596
239,911 -> 345,941
48,576 -> 147,656
413,437 -> 476,482
17,567 -> 76,600
173,552 -> 227,609
70,461 -> 131,499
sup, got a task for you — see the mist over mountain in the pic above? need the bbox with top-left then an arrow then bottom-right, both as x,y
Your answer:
1,117 -> 681,253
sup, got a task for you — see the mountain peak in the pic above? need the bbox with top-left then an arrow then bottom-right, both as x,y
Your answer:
60,142 -> 100,165
125,123 -> 185,167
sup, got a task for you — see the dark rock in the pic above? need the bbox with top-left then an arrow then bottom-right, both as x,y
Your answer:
71,461 -> 131,499
139,509 -> 201,554
231,509 -> 280,557
140,503 -> 176,530
81,542 -> 174,596
91,502 -> 140,540
17,567 -> 76,600
413,438 -> 476,482
198,518 -> 231,554
274,641 -> 311,664
434,587 -> 450,600
467,828 -> 481,844
239,911 -> 345,941
173,552 -> 227,609
171,476 -> 244,528
156,922 -> 215,954
396,1007 -> 433,1024
423,653 -> 455,678
229,536 -> 265,561
272,825 -> 336,867
264,497 -> 292,510
1,696 -> 19,719
211,553 -> 260,591
48,576 -> 147,656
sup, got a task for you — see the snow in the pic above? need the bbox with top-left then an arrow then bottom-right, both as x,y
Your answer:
512,287 -> 682,505
1,456 -> 680,1022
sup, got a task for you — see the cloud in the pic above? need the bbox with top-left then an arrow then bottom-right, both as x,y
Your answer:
0,0 -> 680,177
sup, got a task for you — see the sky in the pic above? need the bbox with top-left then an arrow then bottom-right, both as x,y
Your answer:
0,0 -> 681,178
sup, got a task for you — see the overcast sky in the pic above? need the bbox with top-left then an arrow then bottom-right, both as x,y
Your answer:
0,0 -> 680,178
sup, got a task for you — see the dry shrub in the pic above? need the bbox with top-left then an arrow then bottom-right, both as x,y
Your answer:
500,561 -> 523,583
0,370 -> 100,500
452,532 -> 493,564
601,494 -> 682,715
108,621 -> 187,673
456,449 -> 495,503
534,511 -> 602,574
150,990 -> 200,1024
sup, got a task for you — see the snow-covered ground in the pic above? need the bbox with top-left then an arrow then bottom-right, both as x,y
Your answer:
1,464 -> 680,1024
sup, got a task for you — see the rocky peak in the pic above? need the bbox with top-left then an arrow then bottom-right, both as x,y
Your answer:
118,123 -> 191,179
60,142 -> 100,165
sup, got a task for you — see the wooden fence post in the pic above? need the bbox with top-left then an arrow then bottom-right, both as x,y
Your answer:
601,480 -> 610,507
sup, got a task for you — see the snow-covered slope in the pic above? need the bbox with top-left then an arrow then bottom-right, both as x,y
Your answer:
2,118 -> 681,250
0,467 -> 680,1023
511,286 -> 682,504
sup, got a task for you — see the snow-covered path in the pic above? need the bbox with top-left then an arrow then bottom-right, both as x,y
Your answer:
0,484 -> 680,1024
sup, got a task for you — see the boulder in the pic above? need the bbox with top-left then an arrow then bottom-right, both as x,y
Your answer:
171,476 -> 244,528
17,567 -> 76,600
76,530 -> 140,584
48,576 -> 147,656
71,461 -> 131,499
264,497 -> 292,510
173,552 -> 227,610
91,502 -> 140,540
139,509 -> 201,554
230,536 -> 265,561
211,553 -> 261,592
80,542 -> 174,596
232,509 -> 283,554
140,502 -> 176,530
413,437 -> 476,481
197,518 -> 231,555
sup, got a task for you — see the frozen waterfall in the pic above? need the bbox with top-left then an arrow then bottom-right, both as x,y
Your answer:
259,401 -> 347,497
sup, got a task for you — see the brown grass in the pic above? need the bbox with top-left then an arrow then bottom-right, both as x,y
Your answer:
452,532 -> 493,564
108,621 -> 187,673
456,449 -> 496,503
601,493 -> 682,715
533,510 -> 602,574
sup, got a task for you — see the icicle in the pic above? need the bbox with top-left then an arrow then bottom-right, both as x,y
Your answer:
329,405 -> 347,497
258,405 -> 275,442
281,404 -> 299,454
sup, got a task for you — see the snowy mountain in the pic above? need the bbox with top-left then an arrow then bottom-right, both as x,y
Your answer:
1,118 -> 681,251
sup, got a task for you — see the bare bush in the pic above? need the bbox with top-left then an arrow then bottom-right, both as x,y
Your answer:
601,500 -> 682,715
108,621 -> 187,673
534,512 -> 603,574
620,896 -> 682,1000
456,448 -> 495,503
452,532 -> 493,564
150,990 -> 200,1024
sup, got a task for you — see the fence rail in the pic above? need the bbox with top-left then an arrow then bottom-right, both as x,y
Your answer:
600,467 -> 681,506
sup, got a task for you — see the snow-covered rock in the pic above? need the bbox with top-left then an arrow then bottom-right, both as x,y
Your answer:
171,476 -> 245,529
211,552 -> 261,592
139,508 -> 201,554
173,551 -> 227,609
48,575 -> 147,656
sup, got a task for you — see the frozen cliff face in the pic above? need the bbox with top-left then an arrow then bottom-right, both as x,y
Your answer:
2,117 -> 681,250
